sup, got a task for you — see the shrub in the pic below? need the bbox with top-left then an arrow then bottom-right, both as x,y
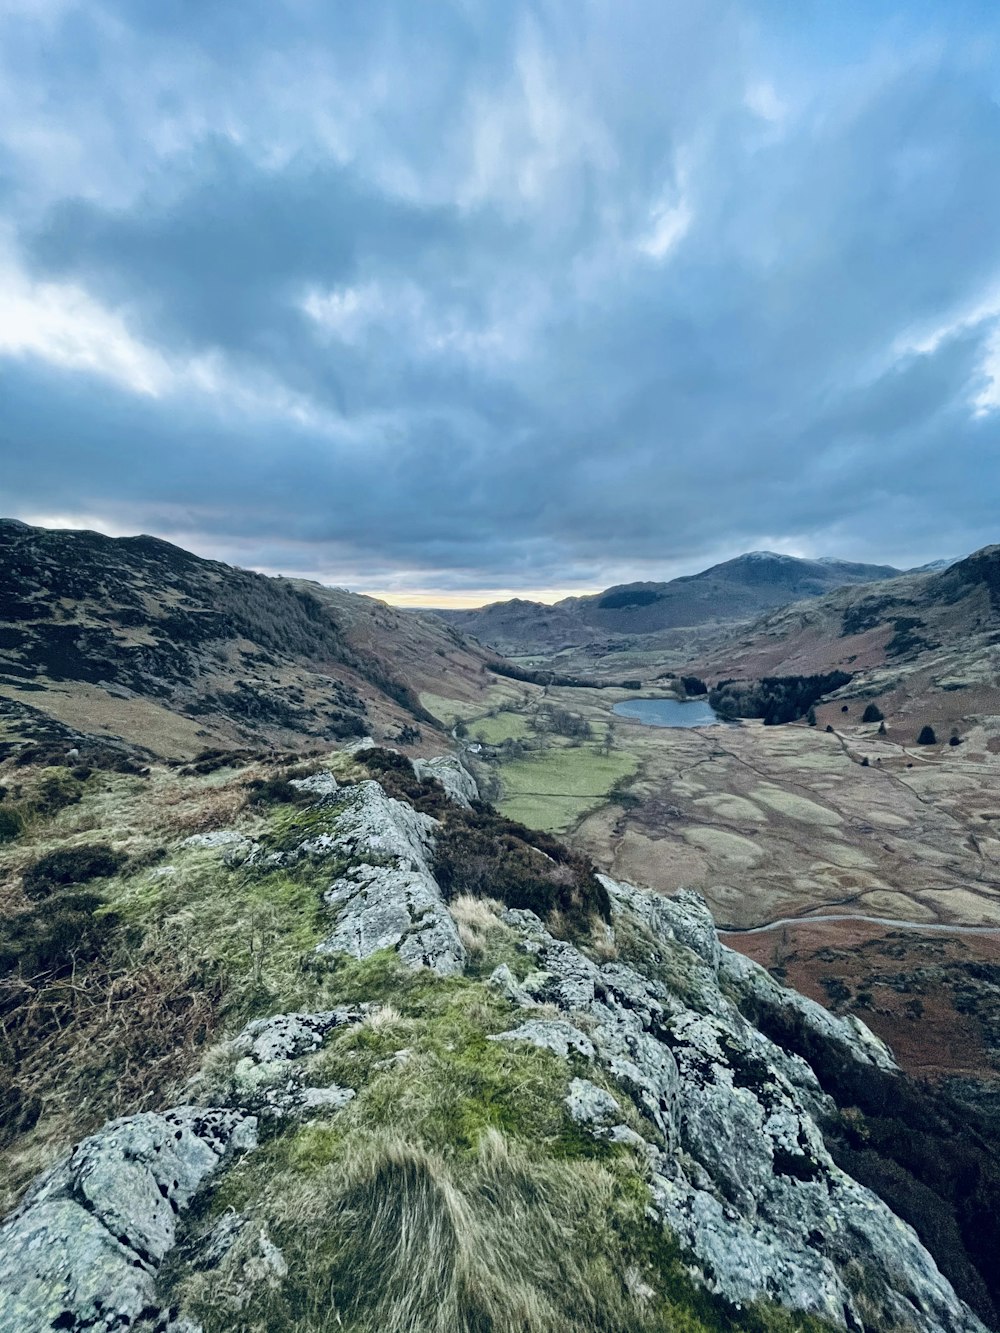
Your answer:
22,843 -> 126,900
0,807 -> 23,843
246,776 -> 314,808
917,726 -> 937,746
32,772 -> 84,816
949,733 -> 961,747
0,892 -> 120,979
359,748 -> 451,816
432,804 -> 610,932
861,703 -> 883,723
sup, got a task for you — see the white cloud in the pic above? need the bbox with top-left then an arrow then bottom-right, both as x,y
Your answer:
745,80 -> 787,123
0,248 -> 344,430
0,258 -> 171,395
637,198 -> 693,261
891,284 -> 1000,416
301,279 -> 533,367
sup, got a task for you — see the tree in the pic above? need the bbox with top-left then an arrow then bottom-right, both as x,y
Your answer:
454,716 -> 468,738
806,707 -> 817,727
917,725 -> 937,745
602,721 -> 616,756
862,703 -> 883,723
878,720 -> 887,736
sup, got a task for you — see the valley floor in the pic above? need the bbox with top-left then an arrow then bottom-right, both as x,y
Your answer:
421,681 -> 1000,1086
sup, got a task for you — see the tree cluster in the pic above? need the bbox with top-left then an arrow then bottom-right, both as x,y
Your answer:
709,672 -> 853,726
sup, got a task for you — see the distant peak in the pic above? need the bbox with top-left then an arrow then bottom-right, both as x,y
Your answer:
741,550 -> 795,561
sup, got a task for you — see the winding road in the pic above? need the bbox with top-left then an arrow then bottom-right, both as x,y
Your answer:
720,912 -> 1000,937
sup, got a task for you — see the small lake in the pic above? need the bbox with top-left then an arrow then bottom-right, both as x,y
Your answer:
612,697 -> 722,728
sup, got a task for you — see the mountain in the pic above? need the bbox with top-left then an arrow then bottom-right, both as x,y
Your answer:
0,741 -> 995,1332
694,543 -> 1000,729
0,519 -> 490,761
700,544 -> 1000,677
436,552 -> 906,654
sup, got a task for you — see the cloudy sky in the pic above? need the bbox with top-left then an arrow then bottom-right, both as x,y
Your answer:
2,1 -> 999,605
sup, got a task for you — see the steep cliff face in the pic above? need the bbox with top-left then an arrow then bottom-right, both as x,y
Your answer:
0,752 -> 992,1333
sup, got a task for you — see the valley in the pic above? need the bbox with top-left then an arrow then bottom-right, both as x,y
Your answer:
2,519 -> 997,1099
2,521 -> 1000,1331
421,547 -> 1000,1091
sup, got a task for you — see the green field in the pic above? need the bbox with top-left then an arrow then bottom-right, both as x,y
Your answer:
419,684 -> 532,725
469,711 -> 535,744
498,744 -> 638,832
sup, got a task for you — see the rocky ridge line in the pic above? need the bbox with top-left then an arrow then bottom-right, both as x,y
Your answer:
0,751 -> 988,1333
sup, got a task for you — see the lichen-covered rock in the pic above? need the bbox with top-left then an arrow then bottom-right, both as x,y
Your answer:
182,829 -> 251,851
412,754 -> 479,807
566,1078 -> 621,1126
494,884 -> 985,1333
0,1107 -> 256,1333
602,875 -> 721,972
289,770 -> 340,800
231,1008 -> 361,1063
718,945 -> 898,1072
204,1008 -> 361,1117
317,781 -> 465,976
323,779 -> 437,864
490,1019 -> 596,1059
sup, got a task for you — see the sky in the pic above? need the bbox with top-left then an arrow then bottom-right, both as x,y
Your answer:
1,1 -> 999,607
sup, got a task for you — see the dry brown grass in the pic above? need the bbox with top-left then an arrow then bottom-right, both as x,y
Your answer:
0,933 -> 224,1212
151,781 -> 250,836
449,894 -> 505,958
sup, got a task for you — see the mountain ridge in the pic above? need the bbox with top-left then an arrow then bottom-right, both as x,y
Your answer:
0,518 -> 491,761
434,551 -> 922,653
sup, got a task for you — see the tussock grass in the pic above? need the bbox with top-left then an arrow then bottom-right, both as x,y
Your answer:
187,1129 -> 676,1333
449,892 -> 505,959
178,1120 -> 836,1333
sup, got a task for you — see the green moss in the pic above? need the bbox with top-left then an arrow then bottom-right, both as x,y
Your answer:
264,798 -> 348,853
106,850 -> 335,1020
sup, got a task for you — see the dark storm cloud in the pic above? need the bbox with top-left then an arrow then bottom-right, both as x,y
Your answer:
2,0 -> 999,592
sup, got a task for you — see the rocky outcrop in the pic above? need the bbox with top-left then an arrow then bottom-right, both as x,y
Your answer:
411,754 -> 478,807
718,945 -> 899,1073
491,883 -> 985,1333
204,1008 -> 362,1117
0,995 -> 368,1333
2,771 -> 988,1333
0,1108 -> 256,1333
316,780 -> 465,975
288,770 -> 340,801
